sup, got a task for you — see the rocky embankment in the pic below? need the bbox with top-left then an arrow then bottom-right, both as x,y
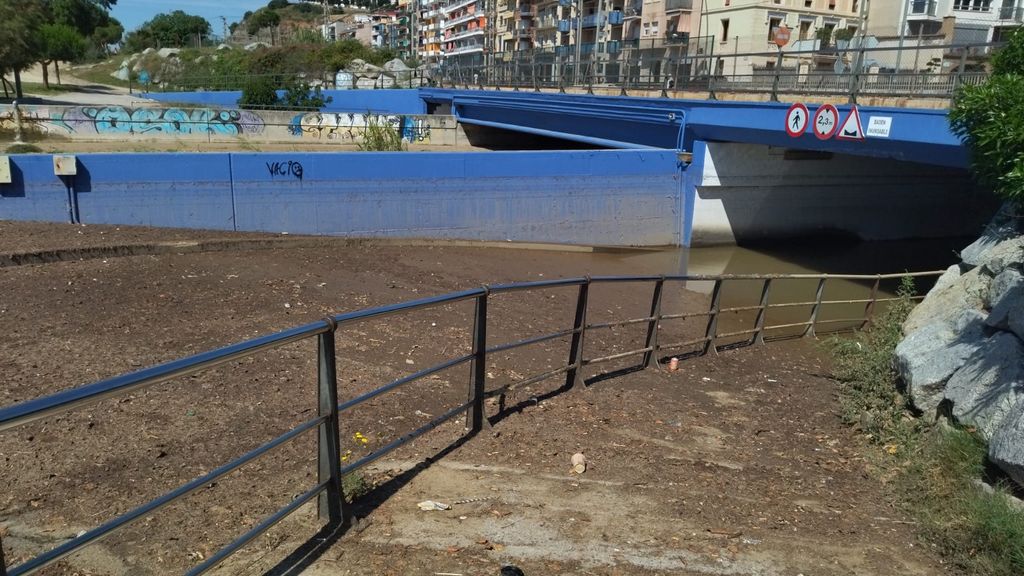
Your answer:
896,203 -> 1024,486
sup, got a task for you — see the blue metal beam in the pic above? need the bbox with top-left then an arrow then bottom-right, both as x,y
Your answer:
420,89 -> 967,169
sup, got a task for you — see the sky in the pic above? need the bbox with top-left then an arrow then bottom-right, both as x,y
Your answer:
111,0 -> 273,36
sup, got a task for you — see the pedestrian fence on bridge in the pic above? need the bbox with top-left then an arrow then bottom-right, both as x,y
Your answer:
437,41 -> 998,102
0,270 -> 942,575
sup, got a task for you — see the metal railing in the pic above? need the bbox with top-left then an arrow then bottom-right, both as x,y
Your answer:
0,270 -> 942,575
436,40 -> 1001,102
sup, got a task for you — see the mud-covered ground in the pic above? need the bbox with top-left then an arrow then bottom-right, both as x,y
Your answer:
0,223 -> 945,575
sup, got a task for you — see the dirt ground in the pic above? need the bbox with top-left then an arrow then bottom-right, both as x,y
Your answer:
0,223 -> 947,575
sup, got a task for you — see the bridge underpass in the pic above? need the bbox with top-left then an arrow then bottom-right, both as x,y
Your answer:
422,88 -> 995,246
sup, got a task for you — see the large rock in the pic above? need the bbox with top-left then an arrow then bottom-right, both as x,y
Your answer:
383,58 -> 410,72
933,264 -> 962,294
904,266 -> 990,334
896,309 -> 988,416
989,408 -> 1024,487
962,202 -> 1023,267
986,268 -> 1023,309
944,331 -> 1024,439
977,236 -> 1024,277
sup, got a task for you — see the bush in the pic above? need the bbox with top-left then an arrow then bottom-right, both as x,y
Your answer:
267,0 -> 289,8
358,115 -> 405,151
280,81 -> 332,109
6,143 -> 43,154
950,29 -> 1024,206
239,76 -> 278,109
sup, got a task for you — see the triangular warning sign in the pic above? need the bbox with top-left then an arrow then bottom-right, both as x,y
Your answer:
835,105 -> 865,141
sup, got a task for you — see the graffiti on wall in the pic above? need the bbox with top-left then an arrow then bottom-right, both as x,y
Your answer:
289,112 -> 431,143
0,106 -> 265,136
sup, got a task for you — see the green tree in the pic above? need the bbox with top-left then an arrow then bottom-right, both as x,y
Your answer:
950,28 -> 1024,206
0,0 -> 45,98
39,23 -> 88,87
247,9 -> 281,41
267,0 -> 289,8
124,10 -> 211,51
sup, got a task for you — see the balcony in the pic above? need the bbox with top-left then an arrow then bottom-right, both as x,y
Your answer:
608,10 -> 624,25
607,39 -> 621,53
446,27 -> 486,42
664,0 -> 692,13
580,42 -> 598,54
623,2 -> 641,19
446,43 -> 485,55
575,14 -> 603,27
908,0 -> 939,19
1000,5 -> 1024,21
559,0 -> 572,6
446,12 -> 480,28
558,19 -> 571,32
442,0 -> 477,14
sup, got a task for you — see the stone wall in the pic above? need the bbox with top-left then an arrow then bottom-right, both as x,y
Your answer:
896,203 -> 1024,486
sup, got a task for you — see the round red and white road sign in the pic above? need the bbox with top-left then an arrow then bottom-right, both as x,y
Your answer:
785,103 -> 809,138
813,104 -> 840,140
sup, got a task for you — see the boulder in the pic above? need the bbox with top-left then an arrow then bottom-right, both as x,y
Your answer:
989,407 -> 1024,488
986,269 -> 1024,309
986,283 -> 1024,332
142,47 -> 156,55
156,48 -> 180,59
978,236 -> 1024,277
903,266 -> 990,334
111,65 -> 130,81
933,264 -> 962,294
896,309 -> 987,416
244,42 -> 270,51
383,58 -> 410,72
355,76 -> 377,89
217,43 -> 232,50
944,332 -> 1024,439
962,202 -> 1023,267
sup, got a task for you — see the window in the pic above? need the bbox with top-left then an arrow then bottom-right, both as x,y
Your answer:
852,0 -> 859,12
768,16 -> 783,41
953,0 -> 991,9
721,18 -> 730,41
799,19 -> 812,39
828,0 -> 836,10
804,0 -> 812,6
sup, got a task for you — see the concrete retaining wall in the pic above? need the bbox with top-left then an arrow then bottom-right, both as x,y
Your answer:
0,150 -> 683,246
0,104 -> 463,146
686,141 -> 997,245
143,89 -> 427,115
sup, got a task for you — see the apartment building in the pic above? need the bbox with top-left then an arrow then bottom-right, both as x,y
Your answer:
420,0 -> 446,60
870,0 -> 1023,42
442,0 -> 489,64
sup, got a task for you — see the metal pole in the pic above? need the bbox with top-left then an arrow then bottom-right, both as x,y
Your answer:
642,278 -> 665,369
12,99 -> 24,144
849,46 -> 865,104
805,278 -> 827,338
565,280 -> 590,389
862,275 -> 881,329
954,48 -> 968,91
316,322 -> 346,526
752,278 -> 772,345
702,280 -> 722,356
468,290 -> 489,432
895,0 -> 910,72
770,47 -> 783,102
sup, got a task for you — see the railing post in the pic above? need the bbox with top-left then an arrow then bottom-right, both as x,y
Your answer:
752,278 -> 772,345
12,99 -> 24,144
849,46 -> 865,104
770,48 -> 783,102
861,275 -> 881,329
468,289 -> 489,432
805,278 -> 827,338
565,279 -> 591,389
643,278 -> 665,369
317,319 -> 346,527
620,62 -> 629,96
702,280 -> 722,356
954,49 -> 968,92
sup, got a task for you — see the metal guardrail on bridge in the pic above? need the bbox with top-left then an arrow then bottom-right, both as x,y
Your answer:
437,41 -> 1001,103
0,270 -> 942,575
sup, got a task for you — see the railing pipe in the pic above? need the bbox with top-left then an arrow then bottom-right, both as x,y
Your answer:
316,321 -> 346,526
702,280 -> 723,356
805,278 -> 828,337
565,279 -> 591,389
752,278 -> 773,345
469,289 -> 489,431
642,278 -> 665,368
862,275 -> 882,329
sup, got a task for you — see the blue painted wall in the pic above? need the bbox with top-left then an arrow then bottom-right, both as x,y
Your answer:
145,89 -> 427,115
1,151 -> 683,246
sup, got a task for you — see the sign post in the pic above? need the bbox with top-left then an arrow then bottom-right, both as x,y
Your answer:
769,25 -> 791,102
